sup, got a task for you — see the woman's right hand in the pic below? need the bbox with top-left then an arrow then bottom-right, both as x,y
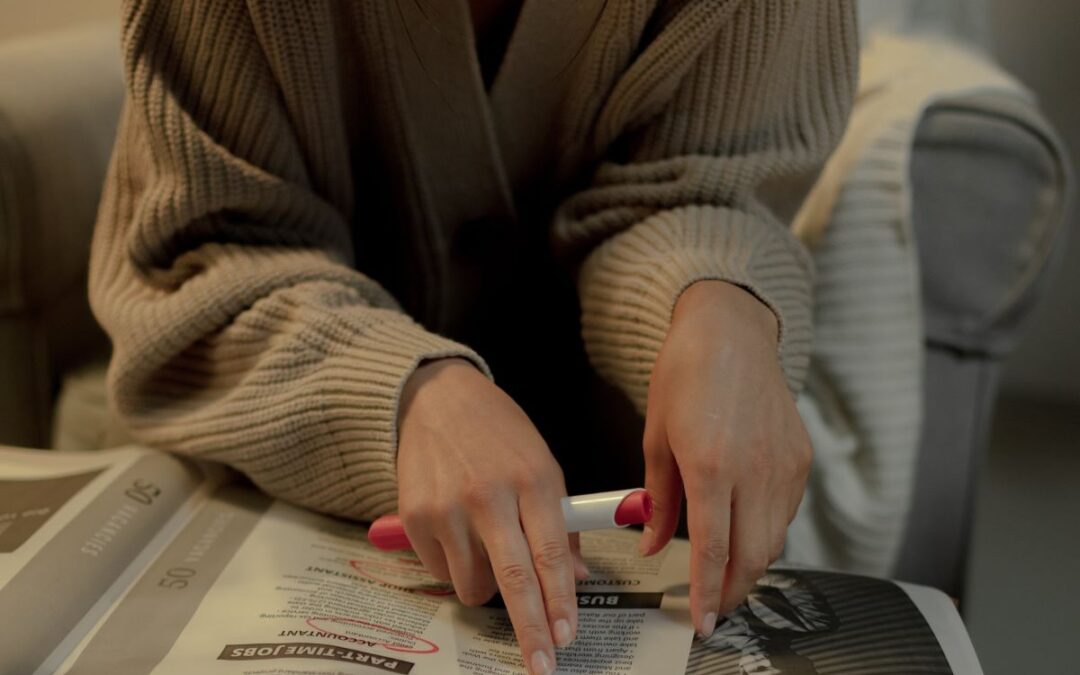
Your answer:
396,358 -> 587,675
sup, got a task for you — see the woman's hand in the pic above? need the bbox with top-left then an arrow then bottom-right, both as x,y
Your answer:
639,280 -> 812,637
396,358 -> 587,675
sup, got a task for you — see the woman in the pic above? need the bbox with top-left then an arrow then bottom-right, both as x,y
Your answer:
89,1 -> 857,673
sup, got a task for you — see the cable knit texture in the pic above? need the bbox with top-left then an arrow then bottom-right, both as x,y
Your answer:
90,0 -> 857,520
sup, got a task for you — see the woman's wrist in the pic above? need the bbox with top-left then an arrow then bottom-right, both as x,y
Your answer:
672,280 -> 779,346
400,357 -> 484,428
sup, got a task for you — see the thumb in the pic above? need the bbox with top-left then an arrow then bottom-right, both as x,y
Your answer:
639,415 -> 682,557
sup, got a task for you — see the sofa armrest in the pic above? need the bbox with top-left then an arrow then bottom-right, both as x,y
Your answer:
912,91 -> 1072,358
0,23 -> 123,446
897,92 -> 1073,596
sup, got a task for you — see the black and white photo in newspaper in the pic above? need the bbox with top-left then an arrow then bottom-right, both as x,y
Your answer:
685,568 -> 983,675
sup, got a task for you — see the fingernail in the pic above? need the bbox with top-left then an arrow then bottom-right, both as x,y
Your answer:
637,526 -> 654,556
530,650 -> 554,675
553,618 -> 573,648
574,555 -> 591,579
697,611 -> 717,639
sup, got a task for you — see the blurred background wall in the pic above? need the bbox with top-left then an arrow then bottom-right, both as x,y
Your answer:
0,0 -> 117,41
986,0 -> 1080,402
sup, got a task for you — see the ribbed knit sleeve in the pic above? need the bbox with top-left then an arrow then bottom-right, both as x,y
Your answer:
88,1 -> 489,519
553,1 -> 858,408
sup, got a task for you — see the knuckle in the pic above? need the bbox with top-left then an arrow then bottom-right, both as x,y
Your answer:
462,482 -> 500,513
794,441 -> 813,475
696,578 -> 726,598
769,540 -> 785,563
530,539 -> 571,573
515,463 -> 563,495
400,501 -> 440,529
698,536 -> 730,566
513,618 -> 552,641
548,461 -> 566,485
456,582 -> 497,607
495,562 -> 536,594
512,471 -> 544,495
737,553 -> 769,582
788,494 -> 806,523
748,447 -> 776,481
426,500 -> 455,522
642,432 -> 667,458
546,589 -> 576,610
689,455 -> 727,485
429,566 -> 452,583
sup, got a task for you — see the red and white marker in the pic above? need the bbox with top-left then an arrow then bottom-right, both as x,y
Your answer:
367,488 -> 653,552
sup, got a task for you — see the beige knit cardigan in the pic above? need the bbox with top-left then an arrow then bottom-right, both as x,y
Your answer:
89,0 -> 858,520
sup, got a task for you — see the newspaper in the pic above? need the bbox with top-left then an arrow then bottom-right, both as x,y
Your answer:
0,445 -> 983,675
0,446 -> 693,674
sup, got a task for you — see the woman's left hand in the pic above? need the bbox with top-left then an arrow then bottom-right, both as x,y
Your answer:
638,280 -> 812,638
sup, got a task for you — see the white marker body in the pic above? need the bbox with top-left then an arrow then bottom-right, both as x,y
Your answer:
561,489 -> 640,531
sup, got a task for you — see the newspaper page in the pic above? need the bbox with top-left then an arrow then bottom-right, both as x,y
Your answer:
0,446 -> 209,674
59,486 -> 694,675
899,581 -> 984,675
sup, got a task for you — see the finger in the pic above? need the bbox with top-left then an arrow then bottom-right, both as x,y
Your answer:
520,487 -> 579,649
684,472 -> 732,638
400,508 -> 451,582
640,414 -> 682,556
719,486 -> 771,617
787,458 -> 810,524
478,503 -> 557,675
568,532 -> 590,580
767,485 -> 789,565
440,527 -> 498,606
787,429 -> 813,523
788,479 -> 807,524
